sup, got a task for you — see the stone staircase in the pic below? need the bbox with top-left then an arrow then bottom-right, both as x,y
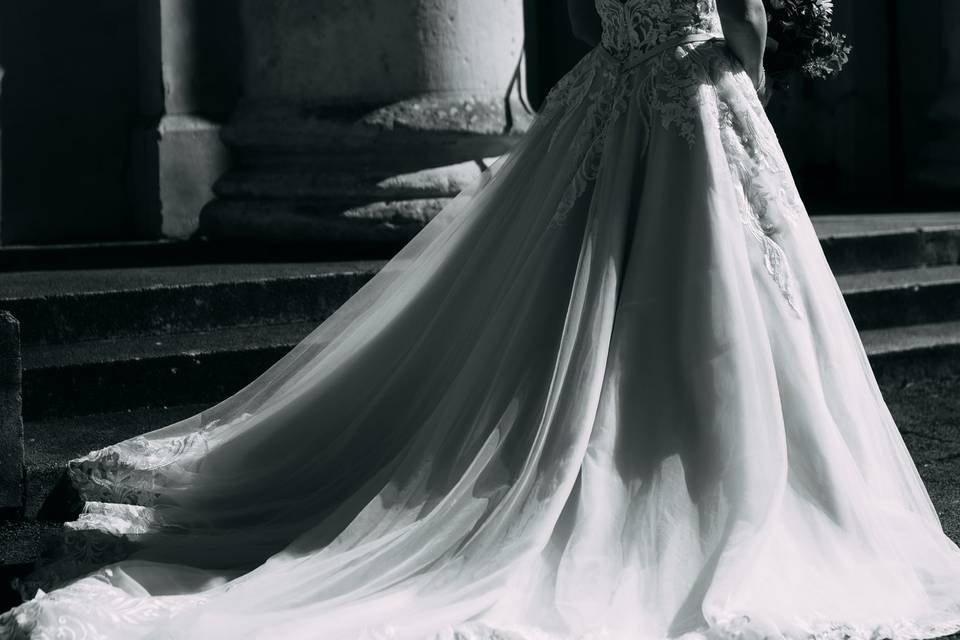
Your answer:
0,212 -> 959,612
819,213 -> 960,384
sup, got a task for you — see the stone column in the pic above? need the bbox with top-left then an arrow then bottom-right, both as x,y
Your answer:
911,1 -> 960,194
130,0 -> 241,239
200,0 -> 528,248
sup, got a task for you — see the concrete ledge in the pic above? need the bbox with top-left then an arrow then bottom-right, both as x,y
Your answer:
837,265 -> 960,330
21,321 -> 316,420
0,311 -> 24,518
0,262 -> 379,346
863,320 -> 960,385
200,199 -> 447,246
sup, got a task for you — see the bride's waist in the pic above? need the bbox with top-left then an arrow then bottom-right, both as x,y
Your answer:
599,32 -> 725,72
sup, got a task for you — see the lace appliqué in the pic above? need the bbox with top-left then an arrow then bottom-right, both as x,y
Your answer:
12,503 -> 178,600
537,26 -> 805,311
534,1 -> 724,229
0,574 -> 209,640
699,48 -> 805,316
542,41 -> 714,230
596,0 -> 721,61
642,41 -> 714,147
68,428 -> 211,507
703,611 -> 960,640
547,61 -> 636,229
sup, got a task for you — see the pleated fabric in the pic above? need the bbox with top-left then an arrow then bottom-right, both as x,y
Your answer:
4,8 -> 960,639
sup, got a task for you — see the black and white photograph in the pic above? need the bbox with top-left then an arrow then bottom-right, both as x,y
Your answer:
1,0 -> 960,637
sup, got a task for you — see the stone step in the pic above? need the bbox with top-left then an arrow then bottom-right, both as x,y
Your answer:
837,265 -> 960,330
16,302 -> 960,424
21,322 -> 315,420
814,212 -> 960,274
23,405 -> 205,521
862,320 -> 960,384
0,239 -> 401,273
4,260 -> 959,353
0,213 -> 956,272
0,520 -> 61,612
15,326 -> 960,524
0,262 -> 379,346
3,212 -> 960,347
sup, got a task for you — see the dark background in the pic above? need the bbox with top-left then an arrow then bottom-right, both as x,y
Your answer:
0,0 -> 956,245
525,0 -> 958,214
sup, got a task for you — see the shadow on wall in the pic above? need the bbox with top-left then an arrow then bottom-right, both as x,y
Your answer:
0,0 -> 242,246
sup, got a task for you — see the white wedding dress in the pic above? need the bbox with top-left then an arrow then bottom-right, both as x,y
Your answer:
5,1 -> 960,638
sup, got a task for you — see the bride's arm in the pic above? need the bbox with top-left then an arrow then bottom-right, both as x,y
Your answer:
716,0 -> 768,90
568,0 -> 601,46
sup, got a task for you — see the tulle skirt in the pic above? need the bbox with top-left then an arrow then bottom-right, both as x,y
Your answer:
5,39 -> 960,640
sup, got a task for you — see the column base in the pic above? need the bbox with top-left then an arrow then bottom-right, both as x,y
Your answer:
130,115 -> 231,240
200,96 -> 529,248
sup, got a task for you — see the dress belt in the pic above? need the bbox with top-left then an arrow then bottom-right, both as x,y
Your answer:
601,32 -> 725,73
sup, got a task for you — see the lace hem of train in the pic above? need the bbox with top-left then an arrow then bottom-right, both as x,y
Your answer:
537,40 -> 804,314
1,577 -> 210,640
5,597 -> 960,640
1,433 -> 214,599
68,424 -> 212,507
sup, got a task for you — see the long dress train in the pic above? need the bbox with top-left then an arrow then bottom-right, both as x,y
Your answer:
4,0 -> 960,638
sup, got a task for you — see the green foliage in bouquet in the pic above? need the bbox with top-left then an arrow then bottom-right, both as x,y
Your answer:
763,0 -> 852,90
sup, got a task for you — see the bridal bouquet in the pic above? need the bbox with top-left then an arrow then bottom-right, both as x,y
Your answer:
763,0 -> 852,90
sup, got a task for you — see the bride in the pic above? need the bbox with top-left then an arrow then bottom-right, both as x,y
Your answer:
5,0 -> 960,638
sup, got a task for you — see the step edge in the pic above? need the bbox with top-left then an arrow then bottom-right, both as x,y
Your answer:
22,322 -> 314,371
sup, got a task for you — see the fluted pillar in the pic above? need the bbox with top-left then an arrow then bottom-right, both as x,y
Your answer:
201,0 -> 528,249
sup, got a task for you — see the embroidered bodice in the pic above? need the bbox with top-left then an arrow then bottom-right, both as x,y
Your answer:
595,0 -> 723,60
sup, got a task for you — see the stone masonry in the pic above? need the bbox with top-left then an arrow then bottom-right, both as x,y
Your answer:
200,0 -> 530,248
